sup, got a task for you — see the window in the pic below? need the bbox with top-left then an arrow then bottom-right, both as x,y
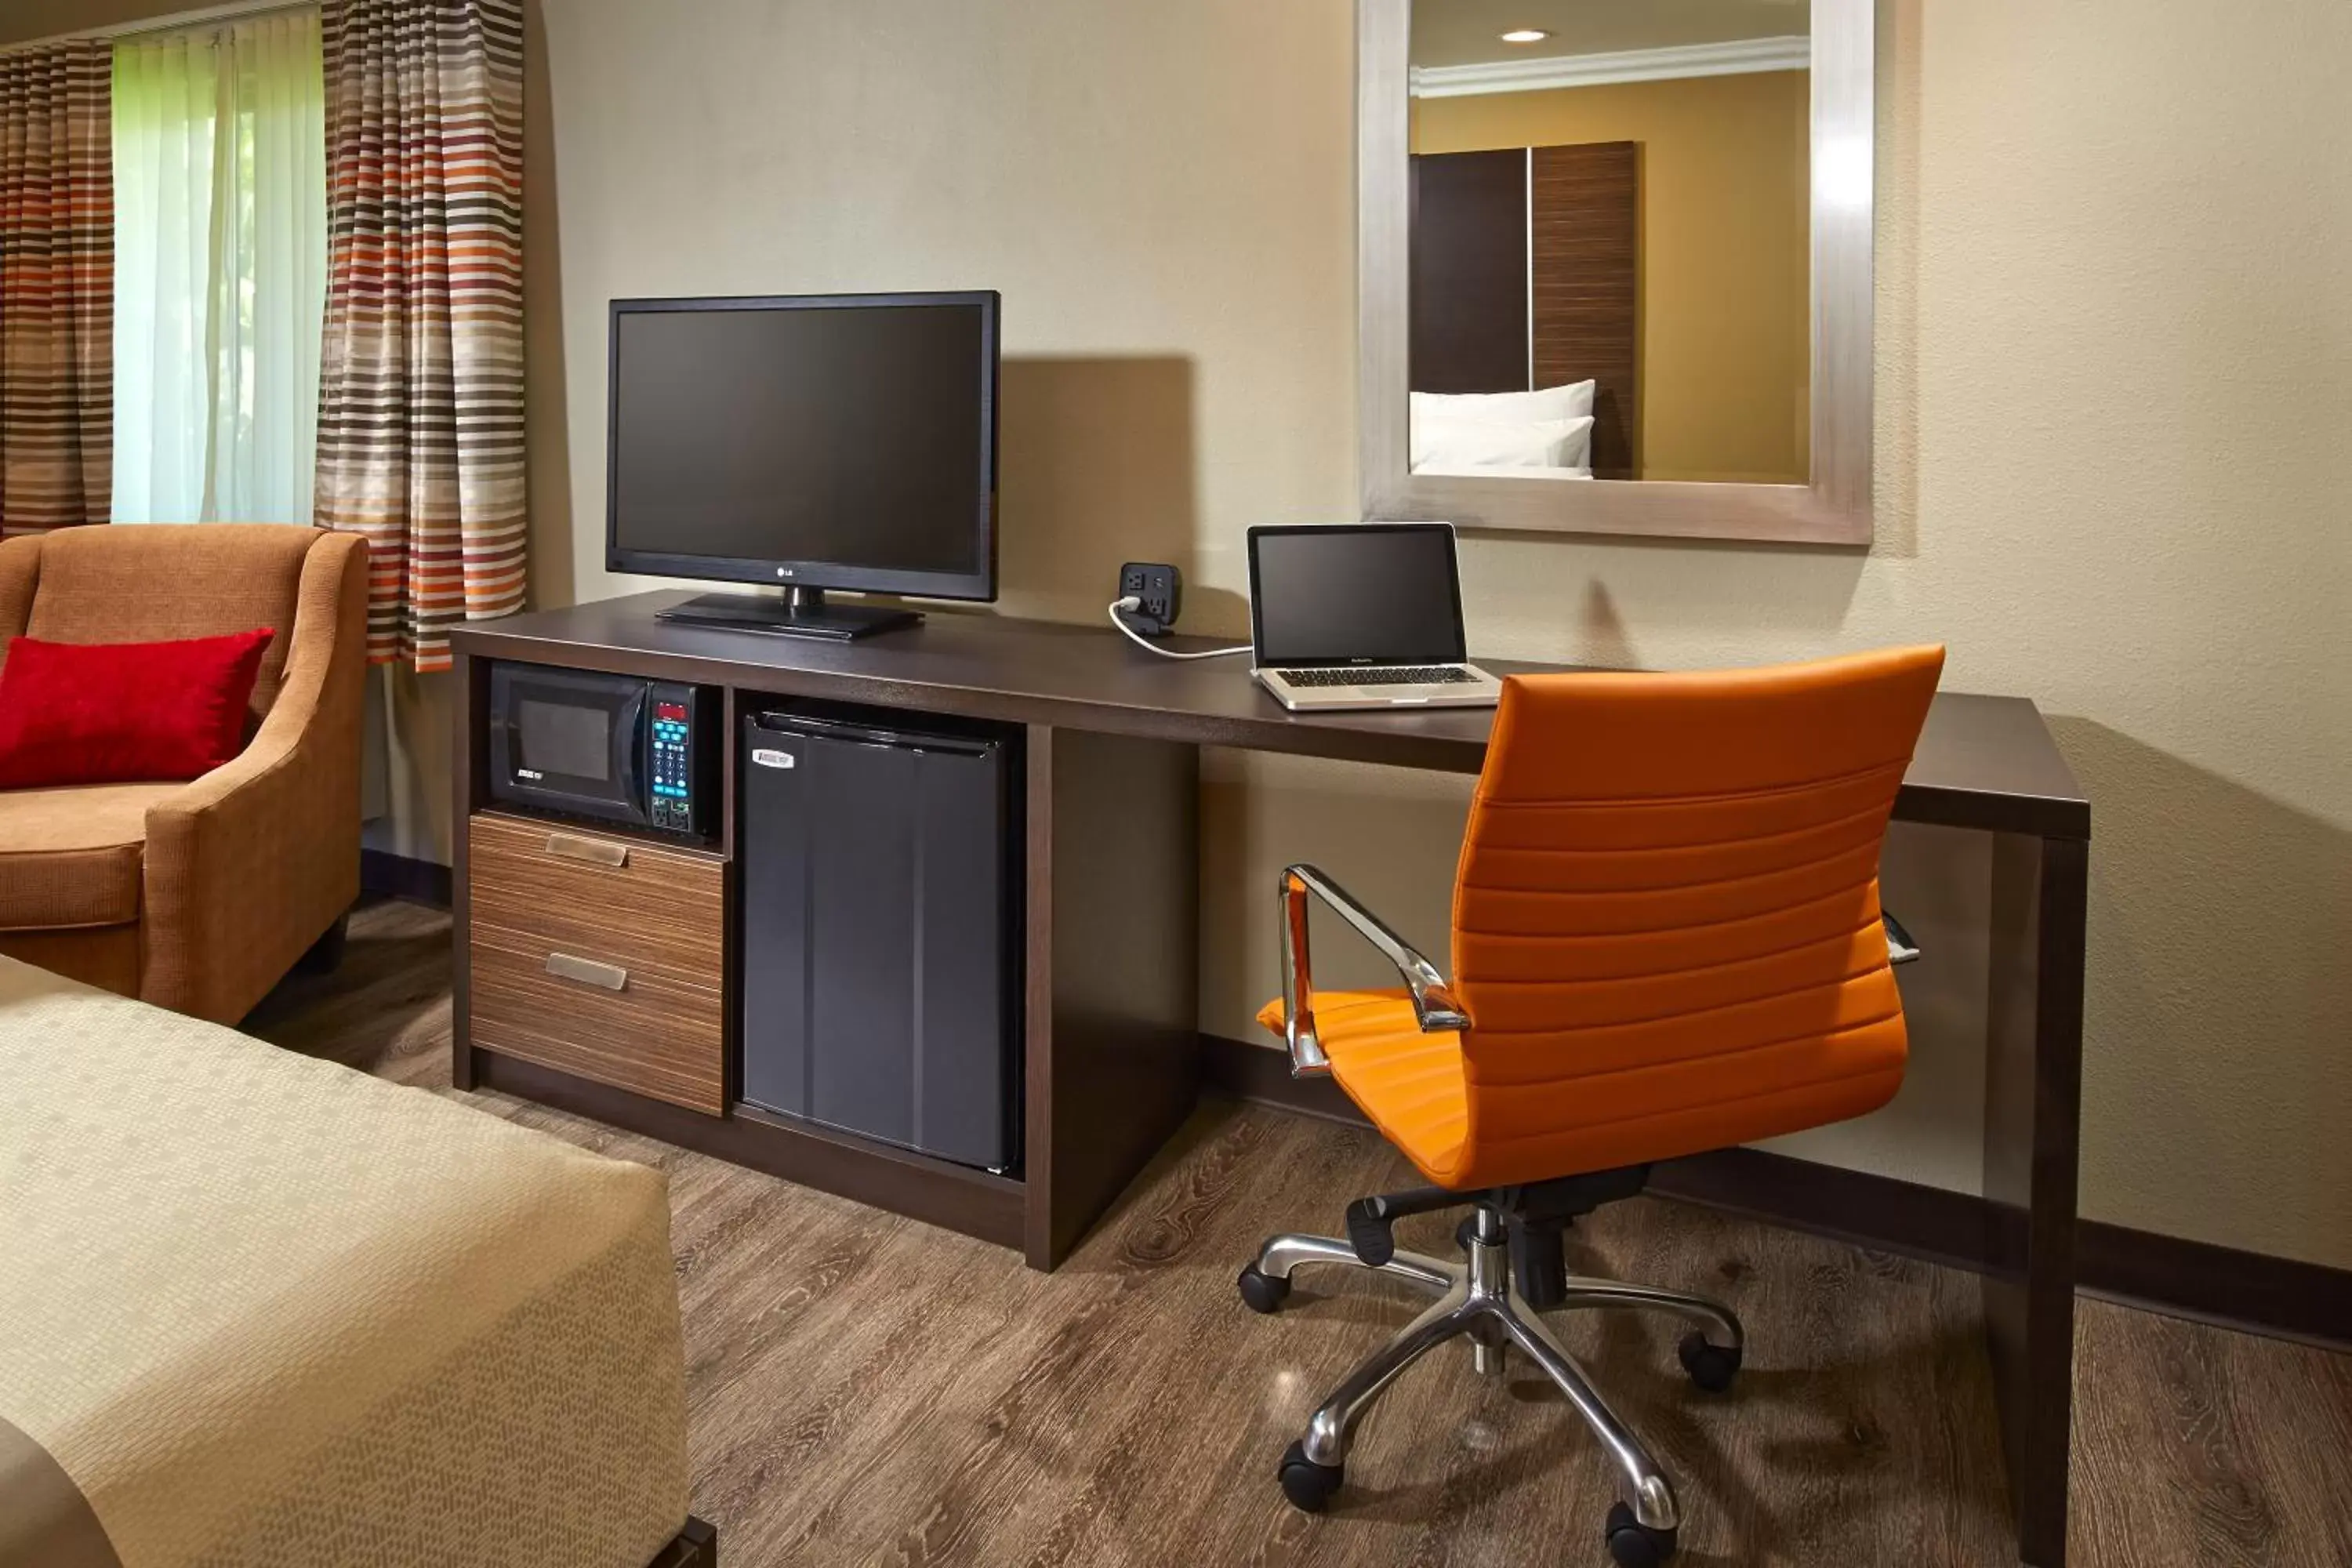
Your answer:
111,9 -> 325,524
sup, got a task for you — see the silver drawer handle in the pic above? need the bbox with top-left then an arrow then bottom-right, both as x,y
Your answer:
545,832 -> 627,868
546,952 -> 629,992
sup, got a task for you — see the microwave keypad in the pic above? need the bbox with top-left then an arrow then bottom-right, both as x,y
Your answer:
652,715 -> 692,829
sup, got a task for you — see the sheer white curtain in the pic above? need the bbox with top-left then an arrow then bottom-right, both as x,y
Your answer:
111,9 -> 325,524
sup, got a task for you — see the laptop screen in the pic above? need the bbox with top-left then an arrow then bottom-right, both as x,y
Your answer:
1249,524 -> 1468,666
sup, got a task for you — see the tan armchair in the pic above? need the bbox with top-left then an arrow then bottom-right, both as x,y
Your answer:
0,524 -> 368,1024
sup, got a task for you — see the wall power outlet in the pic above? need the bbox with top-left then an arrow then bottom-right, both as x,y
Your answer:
1116,562 -> 1183,636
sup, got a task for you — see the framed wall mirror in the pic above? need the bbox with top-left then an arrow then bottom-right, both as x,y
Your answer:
1359,0 -> 1874,543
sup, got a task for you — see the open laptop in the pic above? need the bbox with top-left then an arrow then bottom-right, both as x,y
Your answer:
1247,522 -> 1504,712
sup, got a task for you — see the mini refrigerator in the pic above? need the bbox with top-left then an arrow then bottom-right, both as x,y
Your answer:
736,710 -> 1021,1172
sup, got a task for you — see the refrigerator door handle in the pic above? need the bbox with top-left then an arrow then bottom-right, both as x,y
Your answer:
754,713 -> 996,758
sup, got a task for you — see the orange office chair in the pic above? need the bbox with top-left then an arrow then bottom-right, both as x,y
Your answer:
1237,646 -> 1946,1566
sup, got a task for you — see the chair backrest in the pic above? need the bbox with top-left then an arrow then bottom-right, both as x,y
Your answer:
1450,646 -> 1946,1168
0,524 -> 327,725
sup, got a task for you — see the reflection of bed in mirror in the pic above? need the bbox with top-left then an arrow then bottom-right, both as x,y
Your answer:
1409,139 -> 1639,478
1410,383 -> 1597,480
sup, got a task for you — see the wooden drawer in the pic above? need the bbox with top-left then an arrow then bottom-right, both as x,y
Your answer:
469,922 -> 725,1113
466,814 -> 727,1114
468,813 -> 723,989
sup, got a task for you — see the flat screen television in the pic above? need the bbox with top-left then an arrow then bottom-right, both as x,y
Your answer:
605,291 -> 1000,639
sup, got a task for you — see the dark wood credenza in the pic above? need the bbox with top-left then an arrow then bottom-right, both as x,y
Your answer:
449,592 -> 2090,1568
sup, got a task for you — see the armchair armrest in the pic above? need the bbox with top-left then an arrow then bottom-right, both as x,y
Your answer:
141,533 -> 368,1022
1277,864 -> 1468,1078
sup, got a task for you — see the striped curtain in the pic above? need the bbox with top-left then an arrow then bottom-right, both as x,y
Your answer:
316,0 -> 524,671
0,41 -> 111,536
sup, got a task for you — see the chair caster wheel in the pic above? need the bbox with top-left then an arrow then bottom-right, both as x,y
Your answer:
1677,1330 -> 1742,1392
1237,1265 -> 1292,1315
1277,1439 -> 1344,1512
1605,1501 -> 1678,1565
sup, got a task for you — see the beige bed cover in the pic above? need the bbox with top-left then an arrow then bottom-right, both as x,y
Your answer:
0,956 -> 689,1568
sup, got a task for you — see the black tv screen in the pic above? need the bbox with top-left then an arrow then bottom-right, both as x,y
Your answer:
606,292 -> 998,599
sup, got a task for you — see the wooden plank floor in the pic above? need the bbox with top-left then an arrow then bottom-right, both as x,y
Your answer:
245,901 -> 2352,1567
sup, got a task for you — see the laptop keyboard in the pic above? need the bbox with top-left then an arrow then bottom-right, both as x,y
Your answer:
1276,666 -> 1476,688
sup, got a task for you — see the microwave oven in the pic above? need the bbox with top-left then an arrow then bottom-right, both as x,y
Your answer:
486,663 -> 714,838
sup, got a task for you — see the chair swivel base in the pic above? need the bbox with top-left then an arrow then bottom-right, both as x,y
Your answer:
1239,1205 -> 1744,1567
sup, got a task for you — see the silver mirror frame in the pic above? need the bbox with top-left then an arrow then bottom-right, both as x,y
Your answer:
1359,0 -> 1875,545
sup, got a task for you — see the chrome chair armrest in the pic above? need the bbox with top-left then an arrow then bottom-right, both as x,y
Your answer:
1278,864 -> 1469,1079
1882,910 -> 1922,966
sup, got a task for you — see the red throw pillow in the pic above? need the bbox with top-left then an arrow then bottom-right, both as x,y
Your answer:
0,628 -> 275,789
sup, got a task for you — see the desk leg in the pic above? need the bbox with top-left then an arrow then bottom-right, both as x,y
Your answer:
449,650 -> 483,1092
1983,833 -> 2087,1567
1023,725 -> 1202,1269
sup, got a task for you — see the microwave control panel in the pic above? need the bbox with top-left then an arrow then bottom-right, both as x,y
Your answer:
648,683 -> 700,833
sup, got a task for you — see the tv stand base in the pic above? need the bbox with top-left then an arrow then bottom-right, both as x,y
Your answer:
655,587 -> 921,641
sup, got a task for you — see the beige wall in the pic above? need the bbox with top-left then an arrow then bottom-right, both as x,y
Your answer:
1413,71 -> 1812,484
0,0 -> 163,38
15,0 -> 2347,1271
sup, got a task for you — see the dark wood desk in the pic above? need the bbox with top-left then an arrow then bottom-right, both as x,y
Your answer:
450,592 -> 2088,1568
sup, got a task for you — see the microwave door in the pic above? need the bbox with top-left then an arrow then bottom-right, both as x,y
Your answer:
502,673 -> 648,826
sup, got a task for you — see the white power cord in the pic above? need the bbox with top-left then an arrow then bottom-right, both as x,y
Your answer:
1108,597 -> 1253,661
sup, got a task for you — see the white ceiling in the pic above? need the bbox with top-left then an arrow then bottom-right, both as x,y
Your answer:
1410,0 -> 1809,68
